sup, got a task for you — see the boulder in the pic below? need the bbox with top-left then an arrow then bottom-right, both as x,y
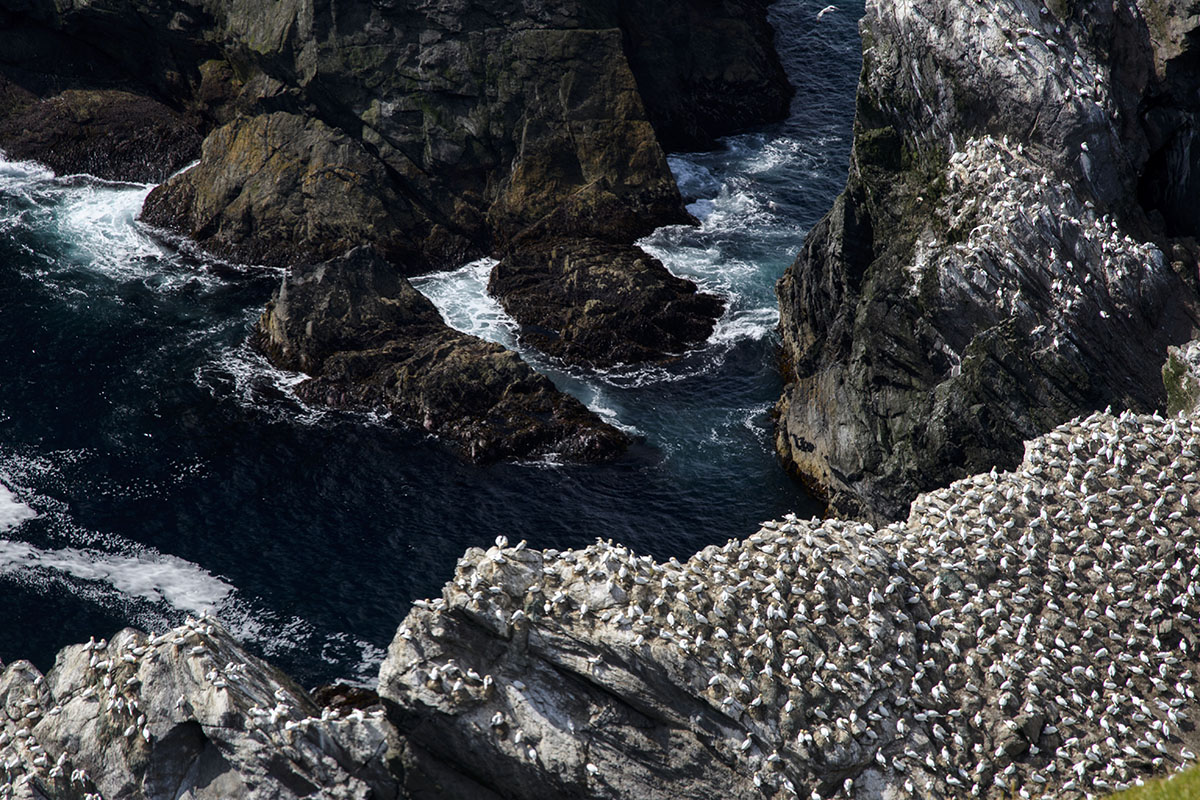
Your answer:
256,247 -> 630,463
489,238 -> 725,369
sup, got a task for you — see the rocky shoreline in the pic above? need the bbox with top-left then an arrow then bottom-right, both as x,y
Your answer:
255,246 -> 629,462
0,0 -> 791,462
4,0 -> 1200,797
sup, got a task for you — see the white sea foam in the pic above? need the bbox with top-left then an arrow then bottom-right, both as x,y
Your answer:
668,155 -> 721,199
0,482 -> 37,532
54,180 -> 169,279
411,258 -> 517,348
0,465 -> 381,680
0,154 -> 55,186
0,540 -> 233,614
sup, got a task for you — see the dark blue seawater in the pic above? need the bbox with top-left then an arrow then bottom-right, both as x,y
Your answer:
0,1 -> 863,686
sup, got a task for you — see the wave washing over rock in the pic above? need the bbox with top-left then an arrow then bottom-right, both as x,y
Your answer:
5,395 -> 1200,799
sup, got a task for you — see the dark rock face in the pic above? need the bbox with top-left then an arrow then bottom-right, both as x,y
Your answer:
775,0 -> 1200,520
141,112 -> 421,269
618,0 -> 793,151
489,239 -> 725,368
0,3 -> 225,181
127,0 -> 788,272
0,81 -> 201,183
140,13 -> 690,270
256,247 -> 629,463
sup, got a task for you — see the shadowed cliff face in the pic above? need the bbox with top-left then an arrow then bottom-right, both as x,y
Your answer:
0,0 -> 791,459
775,0 -> 1200,521
0,0 -> 792,271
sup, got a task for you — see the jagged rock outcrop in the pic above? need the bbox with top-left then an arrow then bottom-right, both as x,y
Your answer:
380,407 -> 1200,800
0,81 -> 201,183
0,618 -> 398,800
0,0 -> 788,380
126,0 -> 788,270
256,247 -> 629,463
489,239 -> 725,368
138,13 -> 689,271
774,0 -> 1200,520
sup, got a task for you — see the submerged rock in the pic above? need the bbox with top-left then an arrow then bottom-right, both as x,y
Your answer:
256,247 -> 629,463
0,618 -> 397,799
382,407 -> 1200,800
774,0 -> 1200,520
489,238 -> 725,369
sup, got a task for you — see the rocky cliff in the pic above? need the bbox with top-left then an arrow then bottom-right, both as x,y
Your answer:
0,618 -> 398,800
774,0 -> 1200,520
9,400 -> 1197,799
378,406 -> 1200,800
0,0 -> 789,459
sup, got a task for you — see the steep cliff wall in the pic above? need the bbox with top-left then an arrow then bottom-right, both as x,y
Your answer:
775,0 -> 1200,520
0,0 -> 792,458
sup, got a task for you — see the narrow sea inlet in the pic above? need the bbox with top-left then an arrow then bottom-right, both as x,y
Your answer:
0,0 -> 863,686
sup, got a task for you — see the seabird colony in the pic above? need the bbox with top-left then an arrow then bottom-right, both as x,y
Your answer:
0,618 -> 391,799
387,409 -> 1200,799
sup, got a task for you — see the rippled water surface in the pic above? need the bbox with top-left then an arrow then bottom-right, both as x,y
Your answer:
0,1 -> 863,685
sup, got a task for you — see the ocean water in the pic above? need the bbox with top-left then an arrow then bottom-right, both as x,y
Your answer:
0,1 -> 863,686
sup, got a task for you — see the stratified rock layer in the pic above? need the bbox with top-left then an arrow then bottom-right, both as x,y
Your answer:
774,0 -> 1200,520
256,247 -> 629,463
489,239 -> 725,369
0,619 -> 397,800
